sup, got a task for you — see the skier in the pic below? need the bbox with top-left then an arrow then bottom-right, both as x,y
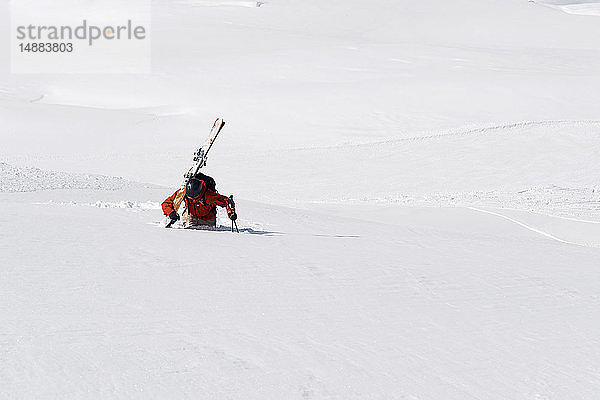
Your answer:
162,172 -> 237,229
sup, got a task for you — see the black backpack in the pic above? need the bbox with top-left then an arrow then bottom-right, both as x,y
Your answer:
194,172 -> 216,191
194,172 -> 217,212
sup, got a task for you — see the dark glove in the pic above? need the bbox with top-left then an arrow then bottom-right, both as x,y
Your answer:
227,196 -> 237,221
169,211 -> 180,222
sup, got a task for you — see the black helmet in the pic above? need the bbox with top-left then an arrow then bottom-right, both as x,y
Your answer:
185,178 -> 204,199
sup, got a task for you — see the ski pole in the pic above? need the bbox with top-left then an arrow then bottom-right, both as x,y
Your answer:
230,219 -> 239,233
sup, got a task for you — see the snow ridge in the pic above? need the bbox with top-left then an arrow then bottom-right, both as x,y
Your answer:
0,162 -> 151,193
34,200 -> 162,211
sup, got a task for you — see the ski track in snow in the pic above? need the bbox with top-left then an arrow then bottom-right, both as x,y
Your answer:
284,120 -> 600,152
468,206 -> 597,248
314,186 -> 600,222
536,1 -> 600,16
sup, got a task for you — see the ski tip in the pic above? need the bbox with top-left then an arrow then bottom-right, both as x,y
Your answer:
213,118 -> 225,130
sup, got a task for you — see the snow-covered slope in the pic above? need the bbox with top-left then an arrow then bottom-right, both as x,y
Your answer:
3,188 -> 600,399
2,0 -> 600,398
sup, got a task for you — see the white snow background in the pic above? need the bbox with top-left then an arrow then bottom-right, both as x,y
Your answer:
1,0 -> 600,398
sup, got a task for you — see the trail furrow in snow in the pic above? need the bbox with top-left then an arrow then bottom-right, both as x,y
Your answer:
468,206 -> 600,248
285,120 -> 600,152
537,1 -> 600,16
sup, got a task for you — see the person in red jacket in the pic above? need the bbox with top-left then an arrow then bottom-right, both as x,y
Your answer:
162,174 -> 236,229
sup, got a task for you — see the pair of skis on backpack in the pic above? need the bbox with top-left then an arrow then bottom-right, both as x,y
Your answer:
164,118 -> 239,232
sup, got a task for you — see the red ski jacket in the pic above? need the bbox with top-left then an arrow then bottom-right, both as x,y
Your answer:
162,184 -> 230,220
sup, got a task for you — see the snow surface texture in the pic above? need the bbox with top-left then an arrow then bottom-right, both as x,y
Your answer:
0,162 -> 153,193
2,0 -> 600,398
